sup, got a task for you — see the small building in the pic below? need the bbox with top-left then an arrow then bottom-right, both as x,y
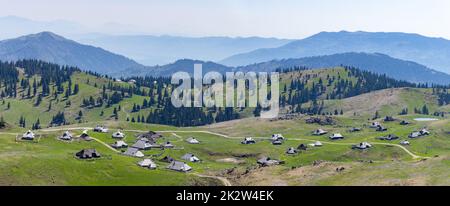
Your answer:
132,140 -> 153,150
370,122 -> 381,128
161,155 -> 175,163
400,140 -> 410,145
400,120 -> 410,125
257,157 -> 282,167
123,147 -> 144,158
93,125 -> 108,133
329,133 -> 344,140
408,129 -> 429,139
59,131 -> 73,141
137,159 -> 157,169
314,141 -> 323,147
349,127 -> 362,132
111,140 -> 128,149
79,130 -> 92,141
313,129 -> 328,136
181,153 -> 200,162
167,161 -> 192,172
419,128 -> 430,136
378,134 -> 399,141
241,137 -> 256,144
163,141 -> 174,149
297,144 -> 308,151
76,149 -> 101,159
286,147 -> 297,155
272,139 -> 283,145
112,130 -> 125,139
352,142 -> 372,150
22,130 -> 35,140
384,116 -> 395,122
128,79 -> 137,84
186,137 -> 200,144
271,134 -> 285,141
376,125 -> 388,132
408,132 -> 422,138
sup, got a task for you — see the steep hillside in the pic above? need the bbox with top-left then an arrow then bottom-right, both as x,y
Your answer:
319,88 -> 445,117
221,31 -> 450,75
0,32 -> 146,74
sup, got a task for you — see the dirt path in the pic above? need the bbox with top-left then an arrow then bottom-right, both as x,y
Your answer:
194,173 -> 232,186
90,137 -> 119,153
170,133 -> 183,142
0,132 -> 19,135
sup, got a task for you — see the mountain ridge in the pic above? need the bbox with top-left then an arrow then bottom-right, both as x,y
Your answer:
78,34 -> 292,65
220,31 -> 450,75
0,31 -> 146,74
124,52 -> 450,85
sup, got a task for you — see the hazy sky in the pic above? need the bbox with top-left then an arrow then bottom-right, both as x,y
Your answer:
1,0 -> 450,39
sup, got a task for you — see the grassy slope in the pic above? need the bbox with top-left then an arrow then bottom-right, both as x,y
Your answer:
321,87 -> 442,118
0,68 -> 449,186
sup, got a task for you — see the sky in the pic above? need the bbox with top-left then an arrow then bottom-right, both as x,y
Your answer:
1,0 -> 450,39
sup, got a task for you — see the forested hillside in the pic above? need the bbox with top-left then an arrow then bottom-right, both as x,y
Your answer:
0,60 -> 448,129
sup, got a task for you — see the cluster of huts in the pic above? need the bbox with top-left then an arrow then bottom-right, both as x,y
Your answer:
114,131 -> 201,172
18,115 -> 432,171
240,117 -> 432,156
370,122 -> 388,132
16,127 -> 202,172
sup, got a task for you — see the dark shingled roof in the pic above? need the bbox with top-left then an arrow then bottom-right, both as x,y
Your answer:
76,149 -> 101,159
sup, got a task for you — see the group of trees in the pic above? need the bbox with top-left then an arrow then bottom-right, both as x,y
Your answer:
0,61 -> 19,98
433,87 -> 450,106
32,119 -> 41,130
413,105 -> 430,115
50,111 -> 67,126
129,101 -> 239,127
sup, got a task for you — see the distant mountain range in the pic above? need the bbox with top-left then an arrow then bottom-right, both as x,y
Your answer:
0,15 -> 144,39
122,53 -> 450,85
221,31 -> 450,74
0,31 -> 449,84
111,59 -> 234,77
0,32 -> 145,74
78,34 -> 292,65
